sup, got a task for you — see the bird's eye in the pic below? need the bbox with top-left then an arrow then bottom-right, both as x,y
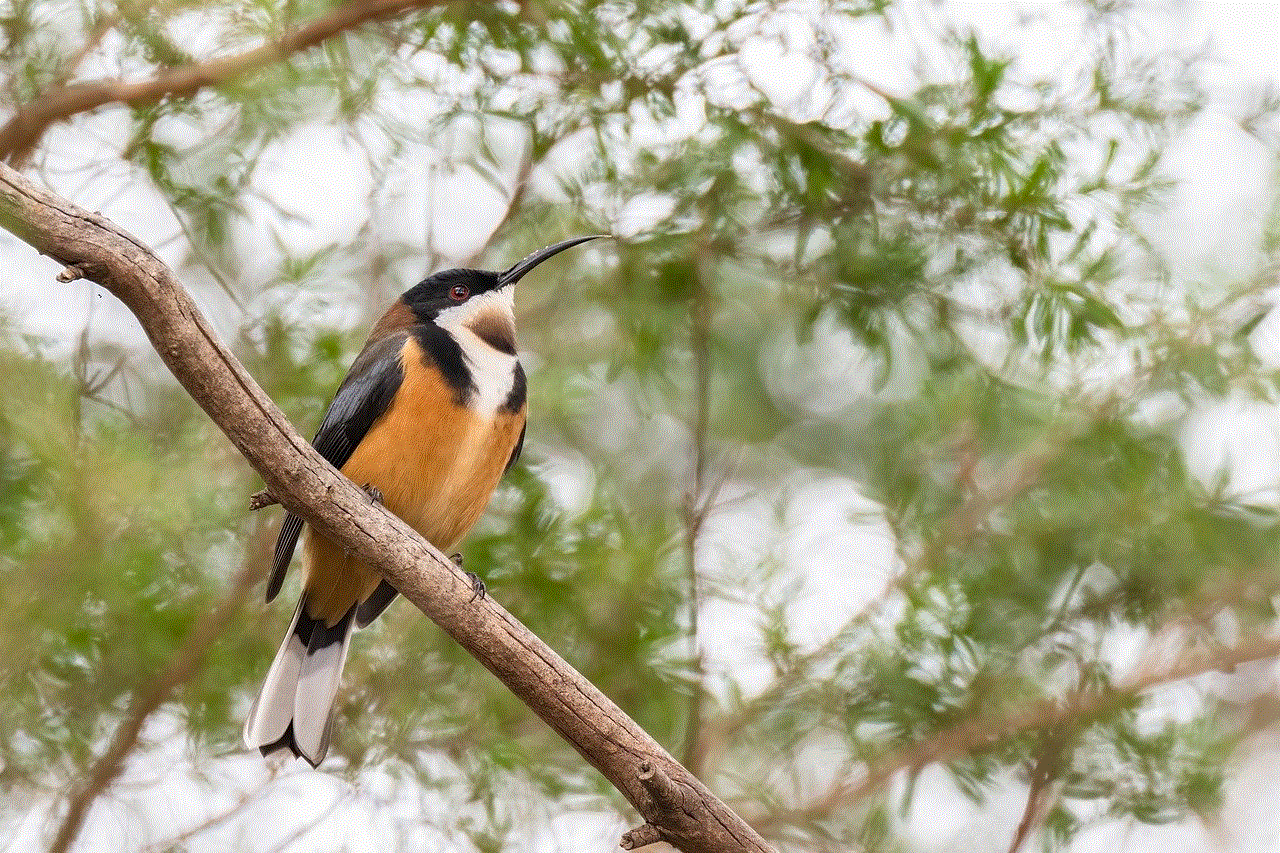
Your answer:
449,283 -> 469,301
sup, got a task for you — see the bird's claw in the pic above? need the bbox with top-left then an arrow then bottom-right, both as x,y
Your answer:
465,572 -> 486,602
448,553 -> 484,601
361,483 -> 383,504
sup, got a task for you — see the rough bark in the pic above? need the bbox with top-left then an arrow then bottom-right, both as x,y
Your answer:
0,162 -> 773,853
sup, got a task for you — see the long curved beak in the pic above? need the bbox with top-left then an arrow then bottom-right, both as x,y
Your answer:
498,235 -> 607,287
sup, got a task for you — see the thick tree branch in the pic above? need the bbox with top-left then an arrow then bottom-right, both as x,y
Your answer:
0,0 -> 450,163
0,163 -> 772,853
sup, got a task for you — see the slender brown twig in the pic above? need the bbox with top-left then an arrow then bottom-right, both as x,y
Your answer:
756,631 -> 1280,829
47,522 -> 270,853
1006,742 -> 1061,853
138,784 -> 266,853
681,242 -> 728,775
0,0 -> 454,163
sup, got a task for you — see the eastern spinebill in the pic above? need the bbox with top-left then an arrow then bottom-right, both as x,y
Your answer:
243,235 -> 601,766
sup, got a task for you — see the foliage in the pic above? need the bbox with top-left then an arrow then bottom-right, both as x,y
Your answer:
1,1 -> 1278,852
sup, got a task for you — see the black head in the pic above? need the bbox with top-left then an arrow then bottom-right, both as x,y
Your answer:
401,267 -> 499,323
401,235 -> 605,323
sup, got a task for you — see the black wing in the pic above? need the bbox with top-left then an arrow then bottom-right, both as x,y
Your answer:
265,332 -> 409,603
355,579 -> 398,627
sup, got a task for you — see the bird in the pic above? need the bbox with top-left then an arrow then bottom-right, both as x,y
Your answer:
243,235 -> 601,767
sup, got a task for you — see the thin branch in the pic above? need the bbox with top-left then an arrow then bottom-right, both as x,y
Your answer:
680,247 -> 714,774
4,12 -> 118,170
1007,744 -> 1060,853
162,201 -> 248,314
0,0 -> 453,163
0,162 -> 771,853
57,15 -> 117,84
138,784 -> 266,853
244,790 -> 349,853
48,537 -> 264,853
705,564 -> 901,751
707,419 -> 1083,764
460,148 -> 537,269
761,631 -> 1280,829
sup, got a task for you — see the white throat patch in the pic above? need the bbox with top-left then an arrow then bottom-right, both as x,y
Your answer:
434,287 -> 519,419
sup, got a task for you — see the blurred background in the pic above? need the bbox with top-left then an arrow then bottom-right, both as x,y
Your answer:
1,1 -> 1278,851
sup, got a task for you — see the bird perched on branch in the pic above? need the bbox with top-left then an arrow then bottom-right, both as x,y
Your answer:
243,236 -> 601,767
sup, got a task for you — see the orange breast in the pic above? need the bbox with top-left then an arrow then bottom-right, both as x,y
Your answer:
302,335 -> 525,625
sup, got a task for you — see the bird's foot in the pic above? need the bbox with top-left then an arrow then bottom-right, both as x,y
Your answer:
361,483 -> 383,504
466,572 -> 487,602
450,553 -> 486,602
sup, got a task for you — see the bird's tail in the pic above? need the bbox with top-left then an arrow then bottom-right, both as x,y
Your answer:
243,596 -> 355,767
